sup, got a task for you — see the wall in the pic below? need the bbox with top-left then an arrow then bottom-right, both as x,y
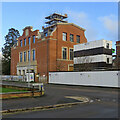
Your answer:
11,23 -> 87,82
49,71 -> 120,88
36,39 -> 48,76
56,23 -> 87,60
51,23 -> 87,72
11,27 -> 39,76
73,39 -> 112,71
116,41 -> 120,57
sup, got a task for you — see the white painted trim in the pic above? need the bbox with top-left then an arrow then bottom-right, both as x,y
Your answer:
69,48 -> 74,60
31,48 -> 36,61
62,47 -> 68,60
68,64 -> 74,71
62,32 -> 67,41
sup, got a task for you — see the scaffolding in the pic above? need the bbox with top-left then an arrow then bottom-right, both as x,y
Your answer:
42,13 -> 68,36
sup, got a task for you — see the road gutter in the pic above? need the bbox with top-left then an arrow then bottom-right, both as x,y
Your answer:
1,97 -> 90,115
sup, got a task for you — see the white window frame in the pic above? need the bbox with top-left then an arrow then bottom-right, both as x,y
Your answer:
69,48 -> 74,60
62,32 -> 67,41
20,52 -> 22,62
20,40 -> 22,47
70,34 -> 74,42
24,38 -> 26,46
33,35 -> 35,43
28,50 -> 30,61
76,35 -> 80,43
32,49 -> 35,61
24,51 -> 26,62
62,47 -> 67,60
28,37 -> 31,45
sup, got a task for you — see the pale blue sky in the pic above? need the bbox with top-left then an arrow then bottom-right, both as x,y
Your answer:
1,2 -> 118,54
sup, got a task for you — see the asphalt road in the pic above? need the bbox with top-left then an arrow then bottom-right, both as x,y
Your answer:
2,102 -> 118,118
2,83 -> 120,118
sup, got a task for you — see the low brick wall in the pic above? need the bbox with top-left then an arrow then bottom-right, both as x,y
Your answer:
0,91 -> 44,99
0,85 -> 44,99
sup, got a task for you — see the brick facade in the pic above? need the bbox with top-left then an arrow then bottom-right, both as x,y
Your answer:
116,41 -> 120,57
11,22 -> 87,82
116,41 -> 120,68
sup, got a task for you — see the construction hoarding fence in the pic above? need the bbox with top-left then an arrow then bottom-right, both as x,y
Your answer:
49,71 -> 120,88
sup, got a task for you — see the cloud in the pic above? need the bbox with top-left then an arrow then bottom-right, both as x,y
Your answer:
98,14 -> 118,41
67,11 -> 88,25
64,10 -> 118,43
66,10 -> 98,41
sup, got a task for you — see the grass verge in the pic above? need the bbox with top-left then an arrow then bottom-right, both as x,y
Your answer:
0,87 -> 28,93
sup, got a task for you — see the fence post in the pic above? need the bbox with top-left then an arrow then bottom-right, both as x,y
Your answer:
32,86 -> 34,97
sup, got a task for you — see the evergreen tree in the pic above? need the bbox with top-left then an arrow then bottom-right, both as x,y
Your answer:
2,28 -> 20,75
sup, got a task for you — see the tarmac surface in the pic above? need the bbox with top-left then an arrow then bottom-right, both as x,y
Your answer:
3,102 -> 119,118
2,81 -> 120,118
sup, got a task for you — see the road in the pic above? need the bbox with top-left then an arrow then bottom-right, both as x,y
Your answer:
2,102 -> 118,118
2,83 -> 120,118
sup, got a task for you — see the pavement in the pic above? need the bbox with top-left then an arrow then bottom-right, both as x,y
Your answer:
1,81 -> 120,118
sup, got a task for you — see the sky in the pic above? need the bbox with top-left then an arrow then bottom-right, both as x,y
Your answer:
0,1 -> 119,57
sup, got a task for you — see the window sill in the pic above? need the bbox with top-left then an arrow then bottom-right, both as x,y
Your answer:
63,40 -> 67,42
57,59 -> 73,61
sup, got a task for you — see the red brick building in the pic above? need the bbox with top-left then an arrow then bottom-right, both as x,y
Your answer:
11,13 -> 87,82
115,40 -> 120,68
116,41 -> 120,57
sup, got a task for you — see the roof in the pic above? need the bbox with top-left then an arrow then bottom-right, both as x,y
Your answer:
56,23 -> 86,31
43,22 -> 86,31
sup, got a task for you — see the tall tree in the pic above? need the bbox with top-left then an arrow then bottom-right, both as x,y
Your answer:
2,28 -> 20,75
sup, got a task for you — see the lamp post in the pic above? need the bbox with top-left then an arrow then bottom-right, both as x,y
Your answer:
28,37 -> 31,87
